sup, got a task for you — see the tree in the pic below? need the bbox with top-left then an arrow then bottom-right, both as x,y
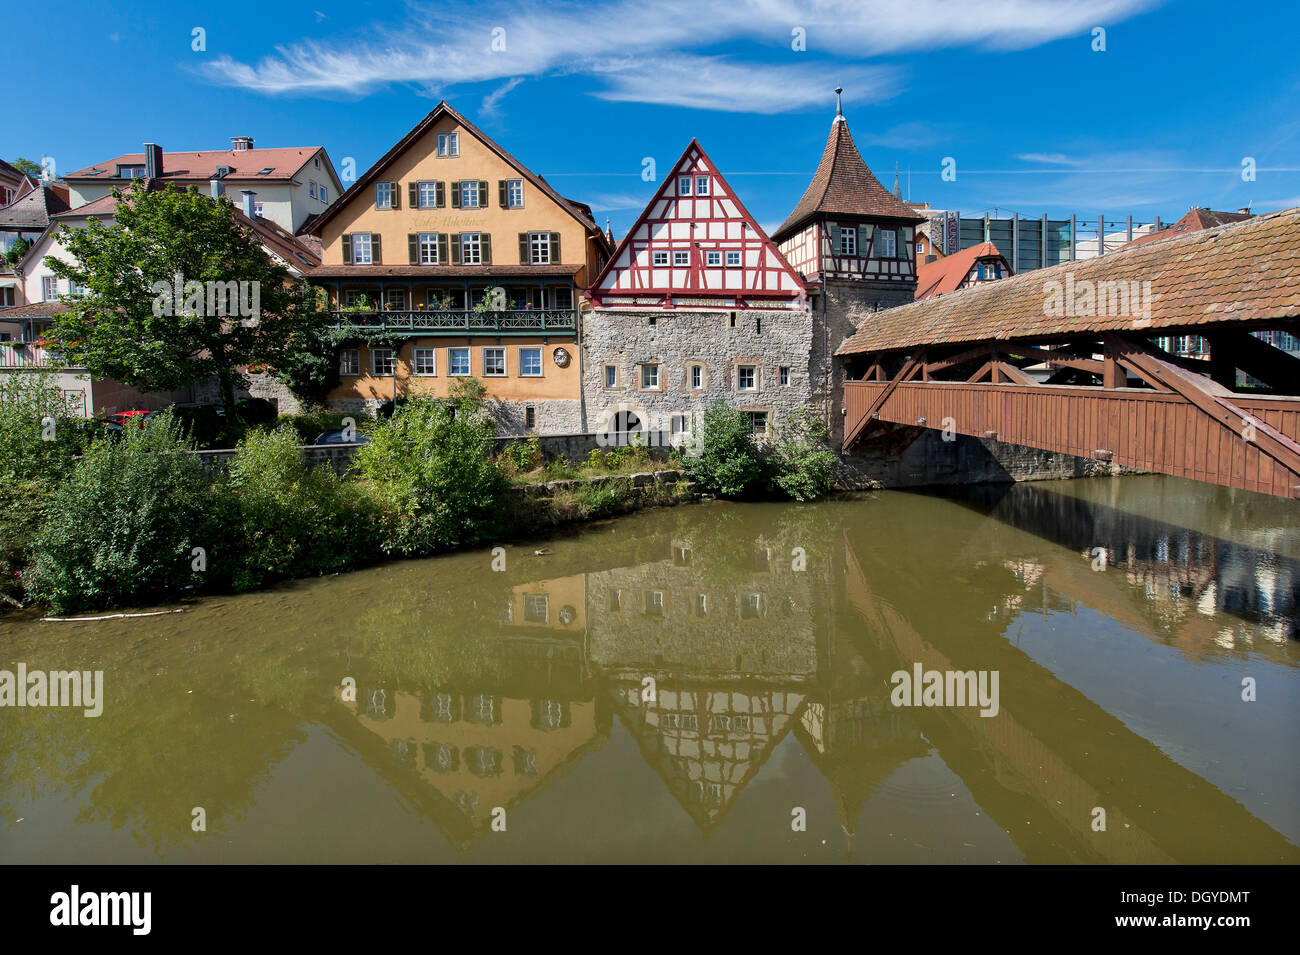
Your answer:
44,181 -> 318,414
4,234 -> 31,267
766,407 -> 838,501
9,158 -> 41,180
682,401 -> 766,498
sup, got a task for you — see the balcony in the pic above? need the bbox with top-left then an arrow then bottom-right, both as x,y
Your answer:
0,344 -> 77,370
328,309 -> 577,335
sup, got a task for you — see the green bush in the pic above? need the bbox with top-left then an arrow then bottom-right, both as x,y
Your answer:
0,371 -> 87,482
0,481 -> 52,606
767,408 -> 838,501
278,409 -> 365,445
682,401 -> 765,498
26,412 -> 210,612
353,395 -> 509,555
502,434 -> 542,474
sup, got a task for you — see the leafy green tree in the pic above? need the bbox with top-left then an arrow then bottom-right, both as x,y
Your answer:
9,158 -> 41,180
682,401 -> 766,498
44,181 -> 317,414
4,234 -> 31,266
767,407 -> 838,501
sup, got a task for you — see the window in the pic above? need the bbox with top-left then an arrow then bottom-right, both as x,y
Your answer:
742,593 -> 762,617
779,366 -> 790,386
737,365 -> 757,390
117,165 -> 145,178
68,279 -> 86,297
450,347 -> 470,376
519,347 -> 542,376
460,232 -> 482,265
523,594 -> 549,622
641,364 -> 660,389
652,250 -> 669,267
681,713 -> 698,731
42,276 -> 58,301
319,186 -> 328,203
878,228 -> 897,258
671,414 -> 688,435
604,365 -> 617,388
695,175 -> 709,195
529,231 -> 551,264
733,714 -> 751,732
690,365 -> 703,389
483,347 -> 505,376
673,251 -> 689,266
726,250 -> 741,267
371,348 -> 396,376
309,181 -> 317,199
418,232 -> 439,265
339,349 -> 360,375
413,347 -> 436,376
661,713 -> 679,730
706,250 -> 721,266
712,715 -> 732,733
254,201 -> 264,217
505,179 -> 524,208
747,411 -> 768,434
374,181 -> 393,209
694,593 -> 708,616
525,405 -> 536,429
839,226 -> 857,255
437,132 -> 459,157
459,179 -> 480,208
417,181 -> 438,208
677,175 -> 692,195
646,590 -> 664,615
351,233 -> 372,264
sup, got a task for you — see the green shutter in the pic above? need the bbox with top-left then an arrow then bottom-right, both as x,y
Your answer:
450,234 -> 461,265
550,232 -> 561,264
451,181 -> 461,208
479,181 -> 489,206
409,182 -> 419,207
435,181 -> 445,208
371,233 -> 381,264
390,182 -> 400,210
481,233 -> 492,264
519,232 -> 529,264
871,226 -> 882,257
409,234 -> 418,265
858,224 -> 870,255
437,233 -> 448,264
499,181 -> 508,208
828,223 -> 840,252
342,233 -> 352,264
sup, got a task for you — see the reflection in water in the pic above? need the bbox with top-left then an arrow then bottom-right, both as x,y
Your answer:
1,475 -> 1296,863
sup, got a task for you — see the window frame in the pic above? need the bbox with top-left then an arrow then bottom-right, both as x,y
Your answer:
351,233 -> 373,265
412,347 -> 437,377
677,175 -> 692,195
339,348 -> 361,376
460,232 -> 482,265
505,179 -> 524,208
437,132 -> 459,157
370,347 -> 396,377
737,365 -> 757,391
725,250 -> 742,267
529,231 -> 551,265
705,250 -> 722,267
604,364 -> 618,388
482,346 -> 506,377
417,181 -> 438,208
640,363 -> 660,390
673,250 -> 689,267
449,347 -> 471,376
839,226 -> 857,255
690,364 -> 704,390
652,250 -> 669,267
695,175 -> 709,195
779,366 -> 790,387
519,346 -> 543,377
459,179 -> 480,208
374,181 -> 393,210
878,228 -> 898,259
418,232 -> 439,265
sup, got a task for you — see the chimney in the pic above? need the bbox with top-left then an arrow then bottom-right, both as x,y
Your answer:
144,143 -> 163,179
925,254 -> 937,264
1238,207 -> 1252,215
231,137 -> 254,152
210,178 -> 225,199
241,190 -> 256,218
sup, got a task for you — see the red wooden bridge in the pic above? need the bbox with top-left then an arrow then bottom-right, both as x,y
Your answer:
837,208 -> 1300,498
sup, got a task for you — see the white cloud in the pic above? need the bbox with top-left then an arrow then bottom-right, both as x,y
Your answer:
481,77 -> 524,117
1015,152 -> 1080,165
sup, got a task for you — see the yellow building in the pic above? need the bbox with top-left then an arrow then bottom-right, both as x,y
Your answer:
307,102 -> 612,431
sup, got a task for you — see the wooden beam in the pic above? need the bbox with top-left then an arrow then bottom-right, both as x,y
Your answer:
926,342 -> 999,373
843,352 -> 926,449
967,360 -> 995,383
995,361 -> 1040,386
1206,330 -> 1300,391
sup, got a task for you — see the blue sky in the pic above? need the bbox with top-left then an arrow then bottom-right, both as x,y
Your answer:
11,0 -> 1300,235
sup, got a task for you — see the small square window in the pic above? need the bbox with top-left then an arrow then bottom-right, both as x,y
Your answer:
779,366 -> 790,386
483,347 -> 506,377
738,366 -> 757,390
371,348 -> 396,376
725,250 -> 742,267
673,251 -> 689,267
339,349 -> 360,376
604,365 -> 617,388
705,250 -> 721,266
695,175 -> 709,195
652,250 -> 669,267
747,411 -> 768,435
677,175 -> 692,195
437,132 -> 459,157
671,414 -> 688,435
413,347 -> 436,376
519,347 -> 542,376
641,364 -> 660,389
450,347 -> 471,376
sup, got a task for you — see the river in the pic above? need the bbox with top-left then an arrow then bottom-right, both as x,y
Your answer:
1,474 -> 1296,863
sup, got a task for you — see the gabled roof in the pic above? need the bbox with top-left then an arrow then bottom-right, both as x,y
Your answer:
914,241 -> 1010,300
307,101 -> 609,251
1120,207 -> 1255,249
63,146 -> 336,188
773,112 -> 924,243
0,185 -> 70,231
838,207 -> 1300,355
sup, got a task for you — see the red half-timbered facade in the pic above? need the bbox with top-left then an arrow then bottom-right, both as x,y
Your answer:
589,140 -> 805,310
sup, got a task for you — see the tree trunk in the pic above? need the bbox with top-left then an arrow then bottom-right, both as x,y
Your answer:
219,373 -> 237,417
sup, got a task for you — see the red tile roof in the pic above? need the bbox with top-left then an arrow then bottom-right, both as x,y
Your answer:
914,241 -> 1010,300
837,207 -> 1300,355
1121,208 -> 1254,249
773,116 -> 923,243
0,185 -> 70,231
63,147 -> 327,185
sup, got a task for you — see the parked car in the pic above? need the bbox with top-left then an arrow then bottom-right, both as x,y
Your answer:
96,409 -> 151,437
313,429 -> 370,446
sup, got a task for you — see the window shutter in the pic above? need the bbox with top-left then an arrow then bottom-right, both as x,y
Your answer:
871,226 -> 882,257
858,224 -> 870,254
435,181 -> 445,208
828,223 -> 840,251
371,234 -> 381,264
342,233 -> 352,264
437,233 -> 449,264
390,182 -> 400,210
499,181 -> 508,208
481,233 -> 492,265
409,182 -> 419,207
519,233 -> 529,264
550,232 -> 561,264
409,234 -> 418,265
479,181 -> 489,206
451,181 -> 461,208
450,234 -> 461,265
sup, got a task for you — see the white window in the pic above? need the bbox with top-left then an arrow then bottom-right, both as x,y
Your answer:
677,175 -> 692,195
641,364 -> 659,389
738,365 -> 757,390
450,347 -> 470,375
385,288 -> 406,310
779,366 -> 790,386
671,414 -> 688,435
690,365 -> 703,389
375,181 -> 392,209
437,132 -> 459,157
661,713 -> 679,730
681,713 -> 698,731
483,347 -> 505,376
505,179 -> 524,208
652,250 -> 669,266
419,232 -> 439,264
371,348 -> 396,376
695,593 -> 707,616
712,715 -> 731,733
725,250 -> 742,266
530,232 -> 551,264
839,226 -> 857,255
319,186 -> 328,203
747,411 -> 768,434
42,276 -> 58,300
67,278 -> 86,297
413,347 -> 436,376
519,347 -> 542,376
646,590 -> 664,614
673,251 -> 689,266
339,349 -> 360,375
604,365 -> 617,388
878,228 -> 897,258
705,250 -> 721,266
733,714 -> 751,732
742,593 -> 762,617
254,201 -> 264,217
418,182 -> 438,208
351,233 -> 372,264
695,175 -> 709,195
459,180 -> 479,208
309,180 -> 317,199
460,232 -> 482,265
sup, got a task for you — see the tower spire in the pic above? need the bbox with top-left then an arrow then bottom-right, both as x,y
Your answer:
893,162 -> 901,199
834,86 -> 844,123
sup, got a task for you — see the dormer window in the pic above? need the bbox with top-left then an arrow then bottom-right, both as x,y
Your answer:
257,167 -> 274,176
214,165 -> 231,179
117,165 -> 145,179
677,175 -> 692,195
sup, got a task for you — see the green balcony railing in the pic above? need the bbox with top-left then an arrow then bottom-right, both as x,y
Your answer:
328,309 -> 576,334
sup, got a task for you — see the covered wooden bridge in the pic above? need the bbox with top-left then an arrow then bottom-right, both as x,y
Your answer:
837,207 -> 1300,498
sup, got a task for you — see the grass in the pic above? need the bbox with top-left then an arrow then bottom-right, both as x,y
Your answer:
498,442 -> 679,486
